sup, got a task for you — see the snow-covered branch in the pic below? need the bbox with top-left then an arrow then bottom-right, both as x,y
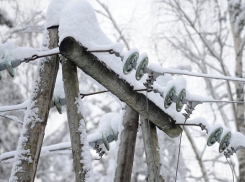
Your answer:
0,100 -> 29,112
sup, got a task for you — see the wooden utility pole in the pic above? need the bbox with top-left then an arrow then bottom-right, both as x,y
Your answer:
141,117 -> 165,182
61,56 -> 92,182
9,27 -> 59,182
114,105 -> 139,182
59,36 -> 182,138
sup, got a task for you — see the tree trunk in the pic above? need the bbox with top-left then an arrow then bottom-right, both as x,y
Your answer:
235,52 -> 245,182
61,56 -> 93,182
114,105 -> 139,182
59,36 -> 182,138
228,4 -> 245,181
141,116 -> 165,182
9,27 -> 59,182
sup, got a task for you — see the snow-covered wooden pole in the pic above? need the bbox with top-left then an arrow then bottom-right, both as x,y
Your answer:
9,27 -> 59,182
59,37 -> 182,138
141,117 -> 165,182
61,56 -> 94,182
114,106 -> 139,182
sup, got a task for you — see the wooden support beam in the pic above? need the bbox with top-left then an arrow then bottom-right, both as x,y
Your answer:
114,105 -> 139,182
59,37 -> 182,138
9,27 -> 59,182
141,117 -> 165,182
61,56 -> 92,182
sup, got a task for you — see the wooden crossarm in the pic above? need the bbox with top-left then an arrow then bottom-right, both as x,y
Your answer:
59,37 -> 182,138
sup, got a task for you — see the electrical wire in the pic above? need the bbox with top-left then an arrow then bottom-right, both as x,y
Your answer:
225,157 -> 235,182
174,119 -> 187,182
80,88 -> 149,98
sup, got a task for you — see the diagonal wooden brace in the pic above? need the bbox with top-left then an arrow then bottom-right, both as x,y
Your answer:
9,27 -> 59,182
59,37 -> 182,138
115,105 -> 139,182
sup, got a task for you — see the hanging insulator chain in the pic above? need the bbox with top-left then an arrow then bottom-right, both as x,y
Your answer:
94,142 -> 105,159
183,101 -> 202,120
224,147 -> 236,158
143,72 -> 154,92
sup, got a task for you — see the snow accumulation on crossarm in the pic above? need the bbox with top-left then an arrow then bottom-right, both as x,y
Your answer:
57,0 -> 245,149
45,0 -> 70,28
59,0 -> 245,126
58,0 -> 187,123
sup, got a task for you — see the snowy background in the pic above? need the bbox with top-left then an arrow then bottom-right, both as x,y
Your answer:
1,0 -> 245,181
